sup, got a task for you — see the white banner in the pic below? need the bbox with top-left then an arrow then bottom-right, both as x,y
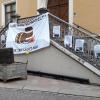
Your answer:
6,13 -> 50,54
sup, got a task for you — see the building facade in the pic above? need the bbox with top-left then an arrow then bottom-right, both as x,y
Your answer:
0,0 -> 100,34
74,0 -> 100,35
0,0 -> 37,26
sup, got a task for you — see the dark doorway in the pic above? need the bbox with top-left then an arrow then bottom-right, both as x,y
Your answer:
47,0 -> 69,22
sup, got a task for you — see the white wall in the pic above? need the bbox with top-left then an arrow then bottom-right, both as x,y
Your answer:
15,45 -> 100,85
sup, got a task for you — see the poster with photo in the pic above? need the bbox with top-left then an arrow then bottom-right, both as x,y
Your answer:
6,13 -> 50,54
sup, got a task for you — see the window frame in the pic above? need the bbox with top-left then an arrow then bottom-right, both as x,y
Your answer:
5,2 -> 16,25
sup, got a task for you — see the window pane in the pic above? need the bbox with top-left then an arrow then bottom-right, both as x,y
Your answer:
5,3 -> 16,25
5,5 -> 10,12
11,3 -> 16,11
5,13 -> 11,23
10,11 -> 16,18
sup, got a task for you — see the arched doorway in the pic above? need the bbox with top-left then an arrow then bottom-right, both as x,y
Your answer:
47,0 -> 69,22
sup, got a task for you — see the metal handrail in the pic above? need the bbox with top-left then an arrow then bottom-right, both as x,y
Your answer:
0,21 -> 11,35
0,21 -> 12,48
74,23 -> 97,35
49,13 -> 100,42
48,13 -> 100,70
17,15 -> 39,25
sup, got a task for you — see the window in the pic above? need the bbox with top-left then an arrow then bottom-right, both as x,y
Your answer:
5,2 -> 16,25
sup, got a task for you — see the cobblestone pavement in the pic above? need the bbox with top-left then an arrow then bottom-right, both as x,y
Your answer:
0,75 -> 100,100
0,88 -> 100,100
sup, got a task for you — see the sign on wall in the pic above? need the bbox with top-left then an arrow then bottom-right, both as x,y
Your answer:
6,13 -> 50,54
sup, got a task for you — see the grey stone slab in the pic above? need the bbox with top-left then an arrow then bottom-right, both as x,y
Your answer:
0,75 -> 100,99
0,88 -> 100,100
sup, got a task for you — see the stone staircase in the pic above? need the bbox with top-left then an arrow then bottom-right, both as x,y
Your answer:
49,13 -> 100,72
0,12 -> 100,77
